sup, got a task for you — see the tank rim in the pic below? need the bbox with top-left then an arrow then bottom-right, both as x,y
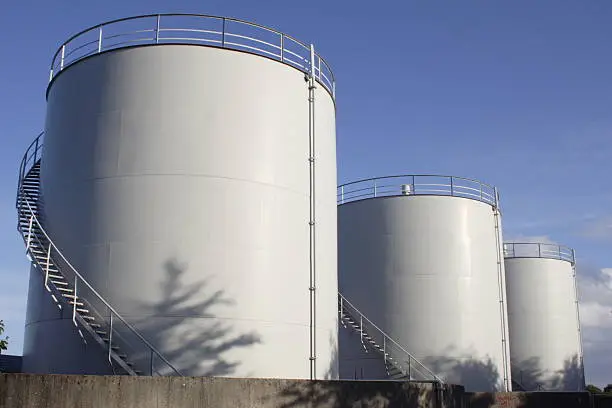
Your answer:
46,13 -> 335,98
503,242 -> 575,264
337,174 -> 499,209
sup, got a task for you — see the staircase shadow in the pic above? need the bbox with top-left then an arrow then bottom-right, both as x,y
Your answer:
122,257 -> 261,376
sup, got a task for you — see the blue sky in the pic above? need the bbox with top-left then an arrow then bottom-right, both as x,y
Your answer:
2,0 -> 612,387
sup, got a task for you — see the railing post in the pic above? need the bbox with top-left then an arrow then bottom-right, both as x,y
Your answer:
310,44 -> 316,78
221,18 -> 226,47
60,45 -> 66,70
408,356 -> 412,379
280,34 -> 284,62
412,175 -> 416,194
341,186 -> 344,204
317,55 -> 321,80
44,245 -> 51,291
150,349 -> 155,376
339,295 -> 343,316
373,180 -> 377,197
108,313 -> 113,363
558,245 -> 562,260
360,315 -> 363,344
34,136 -> 40,162
572,248 -> 576,264
73,277 -> 78,325
98,25 -> 103,53
538,244 -> 541,258
332,82 -> 336,99
480,183 -> 483,201
383,337 -> 386,360
155,15 -> 161,43
450,177 -> 454,196
26,215 -> 34,252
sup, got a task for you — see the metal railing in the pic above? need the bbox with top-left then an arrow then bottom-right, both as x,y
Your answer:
503,242 -> 575,264
48,13 -> 335,97
17,133 -> 182,376
338,293 -> 444,384
338,175 -> 498,208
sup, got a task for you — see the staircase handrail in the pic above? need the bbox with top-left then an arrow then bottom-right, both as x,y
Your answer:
16,138 -> 182,376
338,292 -> 444,384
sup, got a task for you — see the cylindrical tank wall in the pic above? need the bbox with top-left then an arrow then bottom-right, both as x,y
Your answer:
505,256 -> 584,391
338,195 -> 510,391
23,44 -> 338,379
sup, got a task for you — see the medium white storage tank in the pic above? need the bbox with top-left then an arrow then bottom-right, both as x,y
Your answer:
338,175 -> 512,391
504,242 -> 585,391
21,14 -> 338,379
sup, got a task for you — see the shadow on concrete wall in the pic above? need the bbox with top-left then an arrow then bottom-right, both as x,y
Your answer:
116,258 -> 261,376
465,391 -> 591,408
273,380 -> 456,408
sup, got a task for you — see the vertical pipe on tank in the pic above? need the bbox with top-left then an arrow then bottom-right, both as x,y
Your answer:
308,44 -> 317,379
493,187 -> 511,391
571,250 -> 586,390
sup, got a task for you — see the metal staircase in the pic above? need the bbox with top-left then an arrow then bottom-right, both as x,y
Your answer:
338,293 -> 444,384
16,133 -> 182,376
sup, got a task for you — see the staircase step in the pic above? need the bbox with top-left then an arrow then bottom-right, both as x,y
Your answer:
57,287 -> 74,293
81,315 -> 95,321
76,308 -> 89,314
68,300 -> 85,307
50,280 -> 68,286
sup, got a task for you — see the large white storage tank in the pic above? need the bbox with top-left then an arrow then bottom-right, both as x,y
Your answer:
338,175 -> 512,391
21,14 -> 338,379
504,242 -> 585,391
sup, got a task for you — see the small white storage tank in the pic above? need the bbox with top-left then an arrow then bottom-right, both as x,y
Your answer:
338,175 -> 512,392
504,242 -> 585,391
21,14 -> 338,379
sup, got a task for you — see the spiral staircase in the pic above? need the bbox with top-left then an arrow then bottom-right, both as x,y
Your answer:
17,133 -> 442,383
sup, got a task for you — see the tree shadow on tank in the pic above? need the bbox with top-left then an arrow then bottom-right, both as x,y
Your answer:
512,354 -> 584,392
422,351 -> 501,392
126,257 -> 261,376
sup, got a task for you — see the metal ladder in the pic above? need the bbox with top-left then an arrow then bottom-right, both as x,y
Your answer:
16,133 -> 182,376
338,293 -> 444,384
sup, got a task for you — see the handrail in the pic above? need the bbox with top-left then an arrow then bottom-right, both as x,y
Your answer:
503,242 -> 575,264
16,135 -> 182,376
338,293 -> 444,384
337,174 -> 499,208
47,13 -> 335,98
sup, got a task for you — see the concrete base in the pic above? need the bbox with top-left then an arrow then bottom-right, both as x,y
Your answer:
0,374 -> 604,408
0,374 -> 460,408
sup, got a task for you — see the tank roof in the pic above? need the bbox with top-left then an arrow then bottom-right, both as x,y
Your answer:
47,13 -> 335,98
503,242 -> 575,264
337,174 -> 498,208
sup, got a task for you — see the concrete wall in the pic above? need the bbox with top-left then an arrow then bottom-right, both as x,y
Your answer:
1,374 -> 606,408
0,374 -> 463,408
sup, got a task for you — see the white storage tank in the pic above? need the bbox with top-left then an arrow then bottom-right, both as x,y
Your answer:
504,242 -> 585,391
338,175 -> 512,391
21,14 -> 338,379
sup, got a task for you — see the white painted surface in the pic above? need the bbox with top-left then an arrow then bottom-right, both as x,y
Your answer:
24,44 -> 338,379
505,257 -> 584,391
338,195 -> 511,391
